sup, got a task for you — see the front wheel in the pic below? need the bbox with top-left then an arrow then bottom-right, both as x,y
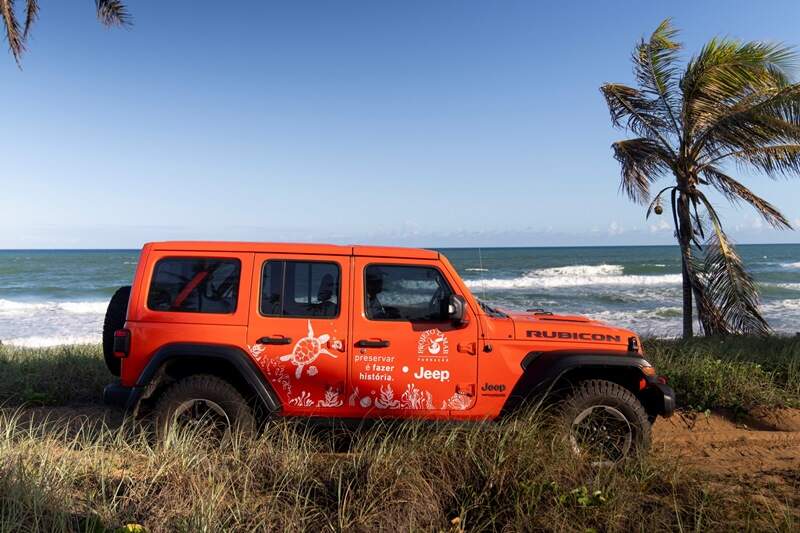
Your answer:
560,379 -> 651,465
153,375 -> 256,445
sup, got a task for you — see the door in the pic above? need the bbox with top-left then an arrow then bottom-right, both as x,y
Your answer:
349,257 -> 479,416
248,254 -> 350,414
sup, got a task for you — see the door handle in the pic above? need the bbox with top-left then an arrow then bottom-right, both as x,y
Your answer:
257,336 -> 292,345
355,339 -> 390,348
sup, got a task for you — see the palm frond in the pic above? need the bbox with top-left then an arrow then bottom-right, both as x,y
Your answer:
682,39 -> 798,134
713,144 -> 800,179
600,83 -> 676,154
700,232 -> 771,336
611,138 -> 671,203
697,84 -> 800,154
95,0 -> 130,27
1,0 -> 24,64
22,0 -> 36,38
700,166 -> 791,229
633,18 -> 683,136
694,193 -> 771,335
684,245 -> 728,334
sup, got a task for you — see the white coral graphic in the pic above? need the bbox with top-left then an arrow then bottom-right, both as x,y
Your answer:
280,321 -> 337,379
289,391 -> 314,407
348,387 -> 360,407
317,387 -> 343,408
401,383 -> 434,409
263,359 -> 292,394
443,392 -> 474,411
374,384 -> 401,409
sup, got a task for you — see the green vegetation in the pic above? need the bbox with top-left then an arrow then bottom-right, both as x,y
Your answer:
645,336 -> 800,411
0,344 -> 108,406
603,19 -> 800,337
0,340 -> 798,530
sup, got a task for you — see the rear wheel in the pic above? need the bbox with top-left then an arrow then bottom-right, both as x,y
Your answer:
560,379 -> 650,465
102,286 -> 131,376
153,375 -> 256,445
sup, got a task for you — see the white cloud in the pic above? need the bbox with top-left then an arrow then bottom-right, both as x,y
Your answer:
649,219 -> 671,233
608,221 -> 624,236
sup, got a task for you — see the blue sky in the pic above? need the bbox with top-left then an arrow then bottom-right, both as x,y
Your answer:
2,0 -> 800,248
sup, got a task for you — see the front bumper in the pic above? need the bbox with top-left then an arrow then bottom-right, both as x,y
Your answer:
103,381 -> 141,412
644,381 -> 676,418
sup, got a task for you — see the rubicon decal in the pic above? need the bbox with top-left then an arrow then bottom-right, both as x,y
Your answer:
526,330 -> 622,342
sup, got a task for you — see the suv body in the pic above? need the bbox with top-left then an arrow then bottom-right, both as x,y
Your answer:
104,242 -> 673,436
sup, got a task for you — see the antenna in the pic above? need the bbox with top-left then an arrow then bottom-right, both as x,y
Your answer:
478,247 -> 487,301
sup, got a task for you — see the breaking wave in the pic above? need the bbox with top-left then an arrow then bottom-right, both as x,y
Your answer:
464,264 -> 681,289
0,299 -> 107,316
0,299 -> 108,347
2,335 -> 101,347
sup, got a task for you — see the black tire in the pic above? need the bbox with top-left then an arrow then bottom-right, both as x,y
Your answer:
153,374 -> 256,445
560,379 -> 651,464
102,286 -> 131,376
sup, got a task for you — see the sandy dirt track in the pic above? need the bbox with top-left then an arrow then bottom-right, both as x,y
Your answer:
654,409 -> 800,513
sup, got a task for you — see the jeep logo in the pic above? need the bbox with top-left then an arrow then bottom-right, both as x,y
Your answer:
413,366 -> 450,382
481,383 -> 506,393
526,330 -> 622,342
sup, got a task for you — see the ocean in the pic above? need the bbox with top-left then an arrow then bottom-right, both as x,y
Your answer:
1,245 -> 799,346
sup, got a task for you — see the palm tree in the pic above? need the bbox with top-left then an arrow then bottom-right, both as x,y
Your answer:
2,0 -> 129,65
602,19 -> 800,338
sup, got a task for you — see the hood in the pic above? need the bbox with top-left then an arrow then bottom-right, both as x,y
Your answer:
508,311 -> 637,349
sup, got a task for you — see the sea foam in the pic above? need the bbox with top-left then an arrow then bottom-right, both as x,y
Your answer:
0,299 -> 107,316
464,264 -> 681,289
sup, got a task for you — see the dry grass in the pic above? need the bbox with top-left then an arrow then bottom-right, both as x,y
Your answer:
0,408 -> 796,532
1,340 -> 799,531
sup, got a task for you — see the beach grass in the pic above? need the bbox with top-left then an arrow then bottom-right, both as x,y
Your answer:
0,406 -> 795,532
645,336 -> 800,412
0,344 -> 108,406
0,339 -> 799,530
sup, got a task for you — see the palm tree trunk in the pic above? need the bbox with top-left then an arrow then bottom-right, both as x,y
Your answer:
680,250 -> 693,338
677,192 -> 694,338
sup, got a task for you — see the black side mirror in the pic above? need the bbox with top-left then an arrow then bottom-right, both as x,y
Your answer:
448,294 -> 467,324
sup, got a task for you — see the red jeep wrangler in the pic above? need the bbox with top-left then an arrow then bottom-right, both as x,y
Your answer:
103,242 -> 674,459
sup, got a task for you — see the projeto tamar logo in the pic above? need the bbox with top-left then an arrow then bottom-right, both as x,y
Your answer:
417,329 -> 449,361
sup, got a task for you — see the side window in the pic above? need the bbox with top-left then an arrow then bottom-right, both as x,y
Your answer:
365,265 -> 453,321
147,257 -> 240,314
261,260 -> 340,318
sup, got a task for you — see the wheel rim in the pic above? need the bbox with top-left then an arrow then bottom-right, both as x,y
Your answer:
171,398 -> 232,443
570,405 -> 633,464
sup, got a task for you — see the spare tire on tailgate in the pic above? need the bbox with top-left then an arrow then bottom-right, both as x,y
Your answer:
103,286 -> 131,376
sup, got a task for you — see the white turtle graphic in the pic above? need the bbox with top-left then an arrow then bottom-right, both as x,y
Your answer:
280,320 -> 337,379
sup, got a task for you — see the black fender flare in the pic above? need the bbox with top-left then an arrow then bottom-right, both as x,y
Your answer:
128,343 -> 281,416
500,350 -> 666,416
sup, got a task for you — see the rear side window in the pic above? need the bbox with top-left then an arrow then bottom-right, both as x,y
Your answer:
147,258 -> 241,314
364,265 -> 453,321
261,260 -> 340,318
